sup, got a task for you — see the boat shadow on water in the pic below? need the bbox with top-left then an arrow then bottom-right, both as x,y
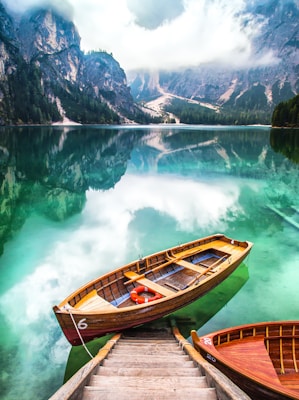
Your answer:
173,261 -> 250,337
64,258 -> 250,381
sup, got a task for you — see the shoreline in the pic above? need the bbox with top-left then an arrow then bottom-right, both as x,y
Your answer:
1,122 -> 275,128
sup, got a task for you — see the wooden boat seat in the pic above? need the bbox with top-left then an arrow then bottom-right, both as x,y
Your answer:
74,289 -> 116,311
124,271 -> 175,297
172,240 -> 225,258
174,259 -> 207,273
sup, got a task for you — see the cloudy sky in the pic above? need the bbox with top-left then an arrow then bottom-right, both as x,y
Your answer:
3,0 -> 276,71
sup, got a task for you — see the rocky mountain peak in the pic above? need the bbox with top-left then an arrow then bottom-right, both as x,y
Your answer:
0,3 -> 19,86
84,51 -> 133,110
253,0 -> 299,58
18,8 -> 81,61
0,2 -> 16,42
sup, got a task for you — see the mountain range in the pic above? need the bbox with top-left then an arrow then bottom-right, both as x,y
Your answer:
129,0 -> 299,124
0,2 -> 153,125
0,0 -> 298,125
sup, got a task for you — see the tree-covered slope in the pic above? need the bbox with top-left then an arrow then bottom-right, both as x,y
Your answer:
272,94 -> 299,127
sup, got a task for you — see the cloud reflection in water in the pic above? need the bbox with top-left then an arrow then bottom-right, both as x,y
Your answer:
0,172 -> 241,399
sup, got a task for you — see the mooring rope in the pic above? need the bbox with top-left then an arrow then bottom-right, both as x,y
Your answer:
68,309 -> 94,359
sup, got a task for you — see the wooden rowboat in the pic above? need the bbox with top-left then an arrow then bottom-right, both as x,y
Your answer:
191,321 -> 299,400
53,233 -> 253,346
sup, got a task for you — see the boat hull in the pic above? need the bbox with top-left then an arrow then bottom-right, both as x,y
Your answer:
54,234 -> 253,345
54,256 -> 245,345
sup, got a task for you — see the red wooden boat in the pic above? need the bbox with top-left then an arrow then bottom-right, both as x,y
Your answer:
53,233 -> 252,346
191,321 -> 299,400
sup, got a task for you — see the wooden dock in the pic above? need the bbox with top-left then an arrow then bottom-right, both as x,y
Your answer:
49,320 -> 251,400
267,205 -> 299,230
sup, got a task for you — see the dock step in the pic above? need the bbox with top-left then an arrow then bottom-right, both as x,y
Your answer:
89,375 -> 209,387
97,366 -> 201,376
82,325 -> 218,400
83,387 -> 217,400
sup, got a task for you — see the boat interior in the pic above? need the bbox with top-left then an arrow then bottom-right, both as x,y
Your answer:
267,336 -> 299,389
212,324 -> 299,391
66,246 -> 231,311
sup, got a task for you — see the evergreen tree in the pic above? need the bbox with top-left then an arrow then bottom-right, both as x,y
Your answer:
272,94 -> 299,127
165,98 -> 271,125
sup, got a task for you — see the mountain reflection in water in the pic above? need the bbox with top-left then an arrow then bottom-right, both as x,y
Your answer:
0,125 -> 298,400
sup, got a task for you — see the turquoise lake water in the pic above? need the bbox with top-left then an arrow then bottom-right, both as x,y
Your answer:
0,125 -> 298,399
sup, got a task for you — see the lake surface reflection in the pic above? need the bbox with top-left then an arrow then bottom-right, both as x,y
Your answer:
0,125 -> 298,399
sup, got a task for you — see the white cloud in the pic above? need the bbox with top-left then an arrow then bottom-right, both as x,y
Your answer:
3,0 -> 74,17
73,0 -> 272,70
127,0 -> 185,30
1,173 -> 241,326
3,0 -> 274,72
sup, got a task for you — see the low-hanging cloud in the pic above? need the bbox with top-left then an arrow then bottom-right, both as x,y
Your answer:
3,0 -> 74,19
3,0 -> 278,71
127,0 -> 185,30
